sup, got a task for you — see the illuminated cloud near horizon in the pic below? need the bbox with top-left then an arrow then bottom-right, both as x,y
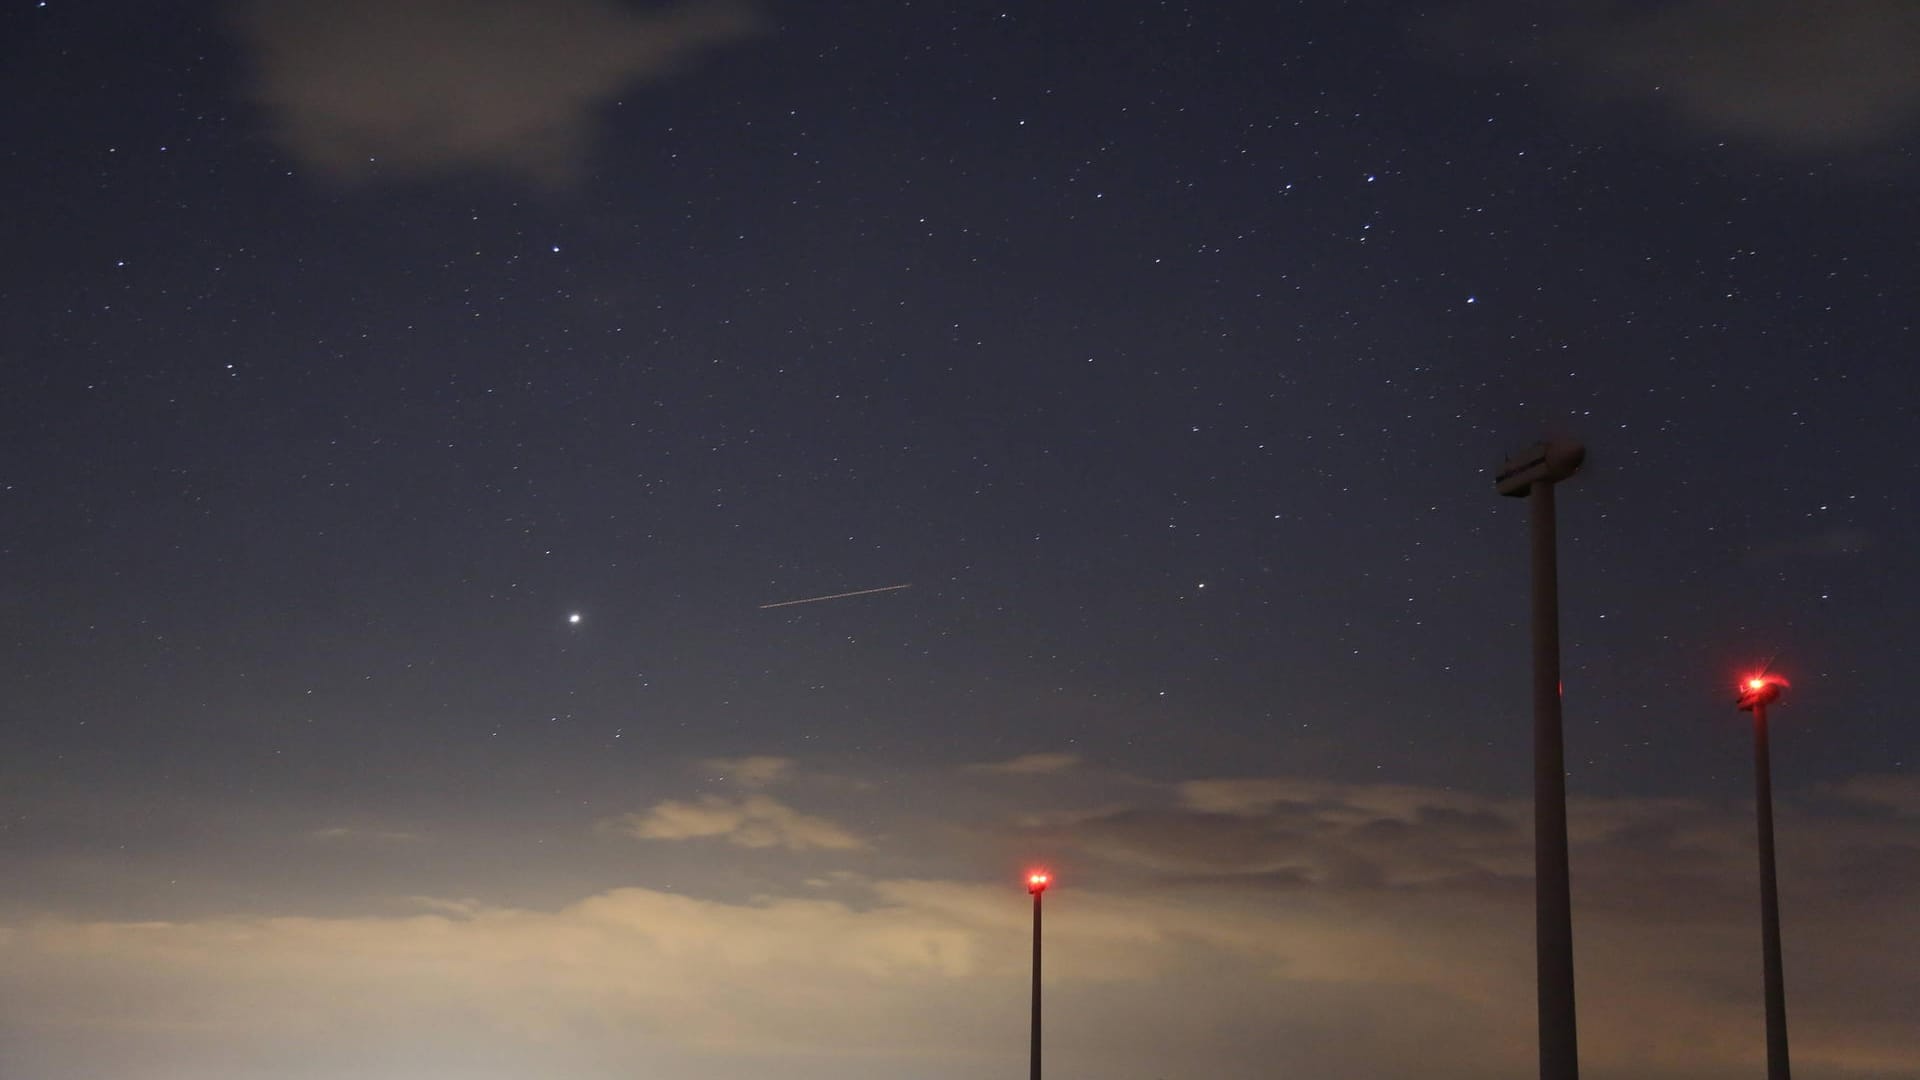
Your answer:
229,0 -> 764,185
6,772 -> 1917,1079
605,793 -> 869,851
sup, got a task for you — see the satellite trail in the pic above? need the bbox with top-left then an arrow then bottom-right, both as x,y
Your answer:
759,583 -> 912,610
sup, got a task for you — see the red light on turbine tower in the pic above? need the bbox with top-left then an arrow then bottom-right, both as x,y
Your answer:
1026,870 -> 1051,894
1737,671 -> 1789,712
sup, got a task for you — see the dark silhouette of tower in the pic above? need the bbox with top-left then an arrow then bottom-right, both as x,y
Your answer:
1496,441 -> 1585,1080
1738,673 -> 1792,1080
1027,869 -> 1050,1080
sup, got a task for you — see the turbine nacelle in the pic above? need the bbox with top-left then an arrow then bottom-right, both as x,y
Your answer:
1495,440 -> 1586,497
1738,672 -> 1789,712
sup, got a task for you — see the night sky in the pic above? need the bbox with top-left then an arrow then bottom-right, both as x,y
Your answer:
3,2 -> 1917,1078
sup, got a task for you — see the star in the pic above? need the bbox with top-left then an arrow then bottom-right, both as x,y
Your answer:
567,613 -> 582,625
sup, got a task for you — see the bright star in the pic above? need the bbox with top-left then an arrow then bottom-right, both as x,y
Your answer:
568,613 -> 582,625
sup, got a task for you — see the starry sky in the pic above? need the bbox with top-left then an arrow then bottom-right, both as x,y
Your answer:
3,2 -> 1917,1078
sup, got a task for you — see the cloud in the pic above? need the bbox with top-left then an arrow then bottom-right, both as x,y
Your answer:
1829,772 -> 1920,817
229,0 -> 764,186
699,755 -> 794,788
6,774 -> 1918,1079
1567,0 -> 1920,151
0,879 -> 1547,1078
603,794 -> 868,852
1008,778 -> 1534,891
965,752 -> 1083,776
1440,1 -> 1920,153
1009,774 -> 1920,1074
1,886 -> 1014,1076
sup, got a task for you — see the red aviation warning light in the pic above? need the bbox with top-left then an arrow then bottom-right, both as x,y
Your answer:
1026,870 -> 1051,894
1737,671 -> 1789,712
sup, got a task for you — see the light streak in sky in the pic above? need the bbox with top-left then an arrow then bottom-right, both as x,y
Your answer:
758,583 -> 912,609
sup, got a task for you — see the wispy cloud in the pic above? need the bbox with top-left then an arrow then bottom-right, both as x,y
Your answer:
1828,772 -> 1920,817
965,752 -> 1083,776
1441,1 -> 1920,154
1566,0 -> 1920,152
699,755 -> 795,788
228,0 -> 765,186
603,794 -> 868,852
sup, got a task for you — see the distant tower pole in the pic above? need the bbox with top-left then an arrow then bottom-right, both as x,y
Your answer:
1738,673 -> 1792,1080
1027,869 -> 1051,1080
1496,440 -> 1586,1080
